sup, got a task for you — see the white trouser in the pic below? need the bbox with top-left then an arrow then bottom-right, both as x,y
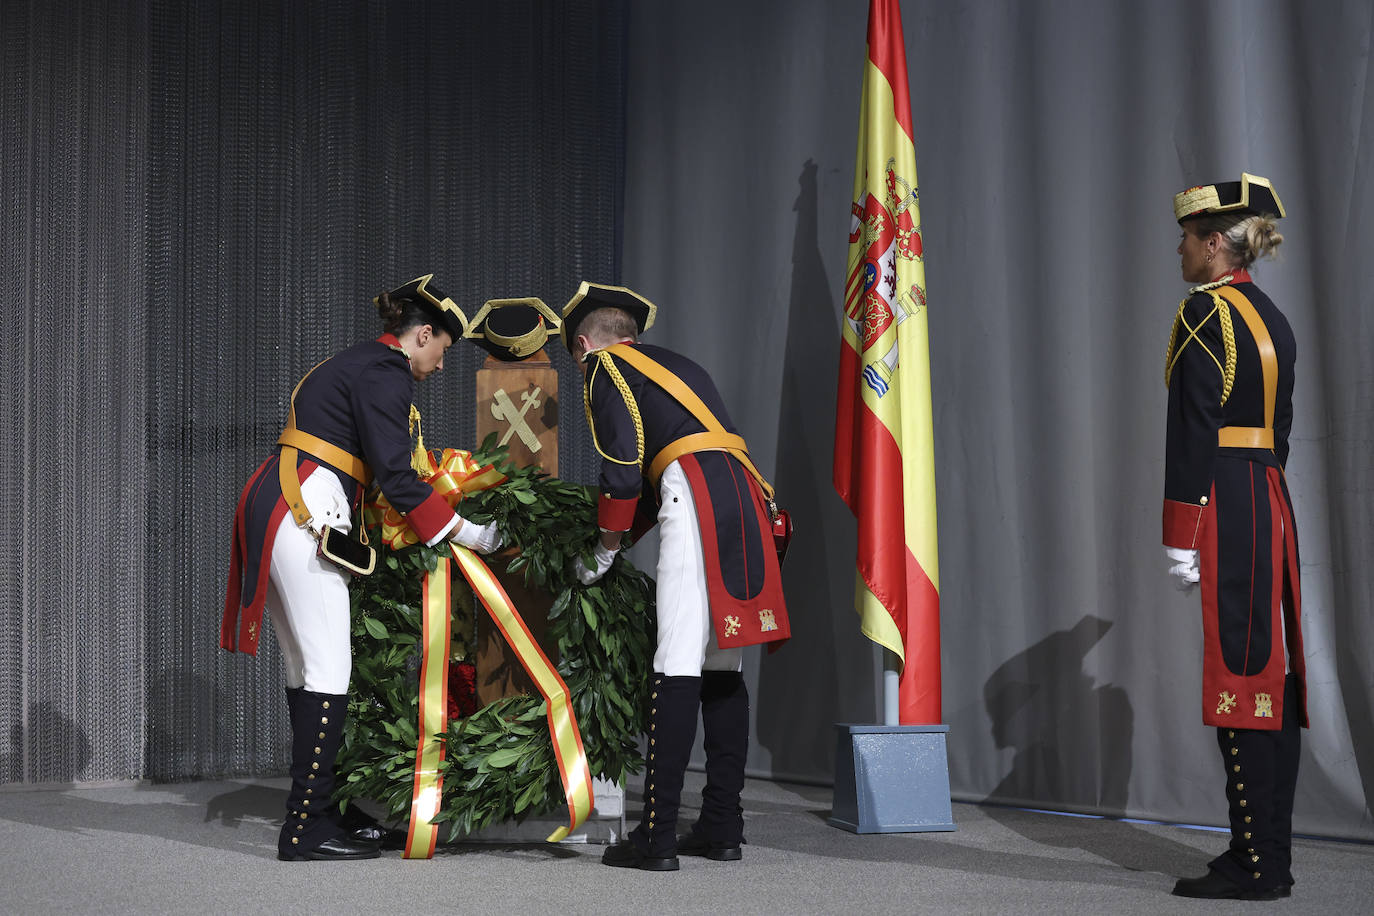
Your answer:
653,460 -> 742,677
266,467 -> 353,694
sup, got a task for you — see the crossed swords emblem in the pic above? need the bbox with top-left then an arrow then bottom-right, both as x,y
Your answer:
491,386 -> 543,453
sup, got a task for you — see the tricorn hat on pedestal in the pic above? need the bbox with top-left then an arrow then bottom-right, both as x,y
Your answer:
375,274 -> 469,340
559,282 -> 657,354
1174,172 -> 1285,222
462,297 -> 562,361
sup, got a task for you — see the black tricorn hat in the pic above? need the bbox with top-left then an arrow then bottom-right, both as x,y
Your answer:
374,274 -> 468,340
559,282 -> 657,354
1174,172 -> 1285,222
462,297 -> 562,361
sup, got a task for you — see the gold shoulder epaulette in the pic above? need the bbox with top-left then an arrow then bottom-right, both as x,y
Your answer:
1164,287 -> 1236,404
584,350 -> 644,468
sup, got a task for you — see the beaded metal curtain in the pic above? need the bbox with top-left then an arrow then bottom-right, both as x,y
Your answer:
1,0 -> 624,784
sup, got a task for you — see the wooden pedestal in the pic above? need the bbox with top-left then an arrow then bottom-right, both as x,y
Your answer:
472,349 -> 560,705
474,350 -> 559,474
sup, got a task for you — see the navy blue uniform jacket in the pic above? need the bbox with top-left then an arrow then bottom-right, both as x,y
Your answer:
587,343 -> 788,648
222,334 -> 457,654
1162,274 -> 1306,729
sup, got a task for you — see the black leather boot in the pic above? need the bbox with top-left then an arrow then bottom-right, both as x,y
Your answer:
1174,710 -> 1292,897
602,674 -> 701,871
679,670 -> 747,861
277,688 -> 379,861
337,804 -> 390,847
1268,675 -> 1303,888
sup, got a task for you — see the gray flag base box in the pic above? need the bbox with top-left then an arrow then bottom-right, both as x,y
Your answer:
829,723 -> 956,833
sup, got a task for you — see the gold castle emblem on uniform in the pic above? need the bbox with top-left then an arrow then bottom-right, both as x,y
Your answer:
1254,693 -> 1274,718
1217,691 -> 1237,715
723,615 -> 741,638
758,609 -> 777,632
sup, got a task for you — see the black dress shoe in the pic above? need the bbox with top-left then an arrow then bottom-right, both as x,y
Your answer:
1172,869 -> 1290,900
348,824 -> 386,845
278,835 -> 382,862
677,832 -> 742,861
601,840 -> 679,871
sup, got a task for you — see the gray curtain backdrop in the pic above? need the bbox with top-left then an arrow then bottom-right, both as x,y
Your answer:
2,0 -> 624,783
622,0 -> 1373,840
5,0 -> 1371,848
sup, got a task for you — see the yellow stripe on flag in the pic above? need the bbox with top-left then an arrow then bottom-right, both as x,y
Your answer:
851,57 -> 939,589
855,573 -> 904,659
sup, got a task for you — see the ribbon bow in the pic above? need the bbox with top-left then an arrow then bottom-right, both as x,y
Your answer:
367,448 -> 508,550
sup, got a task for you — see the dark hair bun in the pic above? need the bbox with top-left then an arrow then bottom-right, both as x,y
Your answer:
376,290 -> 403,325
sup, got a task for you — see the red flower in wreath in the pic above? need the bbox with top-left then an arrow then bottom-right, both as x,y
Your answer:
447,661 -> 478,720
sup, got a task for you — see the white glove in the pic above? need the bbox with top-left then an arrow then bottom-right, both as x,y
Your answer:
573,542 -> 619,585
1165,547 -> 1200,587
450,516 -> 504,554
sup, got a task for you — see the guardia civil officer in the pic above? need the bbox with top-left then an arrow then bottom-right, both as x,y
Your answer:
1162,175 -> 1307,900
562,282 -> 790,871
222,276 -> 503,861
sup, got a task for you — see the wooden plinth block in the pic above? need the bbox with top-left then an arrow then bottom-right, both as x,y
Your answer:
474,351 -> 559,475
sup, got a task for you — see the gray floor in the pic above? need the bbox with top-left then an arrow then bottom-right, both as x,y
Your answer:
0,773 -> 1369,915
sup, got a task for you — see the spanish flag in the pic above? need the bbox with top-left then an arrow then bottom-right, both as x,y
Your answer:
833,0 -> 941,725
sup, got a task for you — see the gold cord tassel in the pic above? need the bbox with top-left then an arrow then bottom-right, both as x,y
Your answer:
409,404 -> 432,477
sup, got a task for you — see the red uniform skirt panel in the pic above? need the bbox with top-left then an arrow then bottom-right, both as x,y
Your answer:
677,452 -> 789,650
1198,457 -> 1306,729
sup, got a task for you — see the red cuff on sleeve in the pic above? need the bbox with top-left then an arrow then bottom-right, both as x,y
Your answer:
1162,498 -> 1205,549
406,491 -> 459,543
598,493 -> 639,532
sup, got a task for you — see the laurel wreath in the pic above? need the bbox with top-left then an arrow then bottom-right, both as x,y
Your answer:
335,436 -> 654,839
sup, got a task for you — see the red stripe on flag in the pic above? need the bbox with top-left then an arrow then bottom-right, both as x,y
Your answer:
833,342 -> 860,508
851,390 -> 912,647
866,0 -> 913,143
835,334 -> 911,639
900,549 -> 941,724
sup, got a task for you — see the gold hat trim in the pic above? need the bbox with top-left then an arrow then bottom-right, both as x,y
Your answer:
374,274 -> 469,337
1174,172 -> 1285,221
559,281 -> 658,349
463,297 -> 561,358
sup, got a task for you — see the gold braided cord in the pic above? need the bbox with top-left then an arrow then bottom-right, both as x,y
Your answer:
408,404 -> 431,477
583,352 -> 644,468
1163,291 -> 1237,405
1215,292 -> 1237,404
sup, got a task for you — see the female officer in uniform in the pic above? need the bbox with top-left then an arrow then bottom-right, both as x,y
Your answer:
1161,175 -> 1307,900
222,276 -> 502,861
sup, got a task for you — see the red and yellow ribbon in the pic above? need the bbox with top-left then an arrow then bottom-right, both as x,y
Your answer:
404,559 -> 452,858
373,448 -> 593,857
449,542 -> 594,842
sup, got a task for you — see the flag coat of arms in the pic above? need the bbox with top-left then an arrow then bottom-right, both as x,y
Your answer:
833,0 -> 941,725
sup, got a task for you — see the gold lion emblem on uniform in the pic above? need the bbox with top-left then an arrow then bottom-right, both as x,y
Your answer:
758,609 -> 778,632
723,615 -> 741,638
1217,691 -> 1237,715
1254,693 -> 1274,718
